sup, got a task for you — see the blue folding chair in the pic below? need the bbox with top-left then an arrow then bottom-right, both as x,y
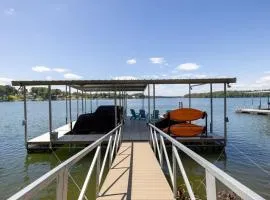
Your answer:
130,109 -> 139,120
139,109 -> 147,120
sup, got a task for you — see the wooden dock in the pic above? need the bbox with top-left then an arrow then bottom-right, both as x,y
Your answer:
97,142 -> 174,200
236,108 -> 270,115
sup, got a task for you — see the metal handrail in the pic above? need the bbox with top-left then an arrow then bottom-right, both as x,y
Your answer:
148,123 -> 265,200
8,124 -> 123,200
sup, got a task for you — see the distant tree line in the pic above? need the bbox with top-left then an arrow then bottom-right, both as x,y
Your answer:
0,86 -> 149,101
2,85 -> 270,101
184,90 -> 270,98
0,85 -> 20,101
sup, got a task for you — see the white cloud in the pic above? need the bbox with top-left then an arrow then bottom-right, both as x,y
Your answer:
126,58 -> 136,65
256,75 -> 270,84
192,74 -> 207,78
177,63 -> 200,71
52,68 -> 68,73
140,75 -> 159,79
149,57 -> 165,64
32,66 -> 51,72
168,73 -> 208,79
4,8 -> 15,16
0,77 -> 12,85
113,76 -> 137,80
64,73 -> 83,79
45,76 -> 52,80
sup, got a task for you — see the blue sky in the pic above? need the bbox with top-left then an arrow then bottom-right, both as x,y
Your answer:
1,0 -> 270,95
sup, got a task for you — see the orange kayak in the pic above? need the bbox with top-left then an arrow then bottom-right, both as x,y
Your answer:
163,123 -> 205,137
168,108 -> 206,122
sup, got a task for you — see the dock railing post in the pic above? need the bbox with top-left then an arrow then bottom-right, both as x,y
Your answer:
159,134 -> 163,169
56,167 -> 68,200
109,133 -> 113,168
48,85 -> 52,148
210,83 -> 213,133
172,144 -> 177,198
96,145 -> 101,198
206,169 -> 217,200
23,86 -> 28,149
150,127 -> 156,154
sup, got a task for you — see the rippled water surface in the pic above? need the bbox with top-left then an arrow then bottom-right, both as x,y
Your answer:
0,98 -> 270,199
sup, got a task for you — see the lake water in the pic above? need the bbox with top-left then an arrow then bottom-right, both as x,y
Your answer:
0,98 -> 270,199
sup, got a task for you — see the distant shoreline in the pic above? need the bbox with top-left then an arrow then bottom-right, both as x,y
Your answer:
1,96 -> 269,102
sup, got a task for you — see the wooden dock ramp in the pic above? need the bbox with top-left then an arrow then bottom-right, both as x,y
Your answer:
97,142 -> 174,200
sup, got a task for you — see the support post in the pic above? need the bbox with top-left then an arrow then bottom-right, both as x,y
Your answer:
259,94 -> 262,109
224,83 -> 227,146
114,89 -> 117,127
81,90 -> 84,113
210,83 -> 213,133
65,85 -> 68,124
96,92 -> 99,109
206,170 -> 217,200
189,84 -> 191,108
85,92 -> 87,113
76,89 -> 79,119
125,91 -> 128,116
23,86 -> 28,149
148,84 -> 151,122
153,84 -> 155,117
48,85 -> 52,147
267,94 -> 270,110
69,86 -> 72,131
90,91 -> 93,113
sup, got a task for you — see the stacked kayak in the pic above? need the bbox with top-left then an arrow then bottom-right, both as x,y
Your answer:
159,108 -> 207,137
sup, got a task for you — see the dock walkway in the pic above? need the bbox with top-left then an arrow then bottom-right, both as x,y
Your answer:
236,108 -> 270,115
97,142 -> 174,200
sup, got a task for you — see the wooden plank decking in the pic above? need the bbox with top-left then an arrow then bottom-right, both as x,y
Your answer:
97,142 -> 174,200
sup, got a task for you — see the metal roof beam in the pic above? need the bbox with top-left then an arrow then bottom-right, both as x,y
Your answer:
12,78 -> 237,86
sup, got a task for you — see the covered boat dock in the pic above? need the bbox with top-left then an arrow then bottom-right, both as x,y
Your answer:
8,77 -> 267,200
12,78 -> 236,151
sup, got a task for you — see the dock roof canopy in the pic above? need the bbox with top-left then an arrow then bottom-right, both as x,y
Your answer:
12,78 -> 236,92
